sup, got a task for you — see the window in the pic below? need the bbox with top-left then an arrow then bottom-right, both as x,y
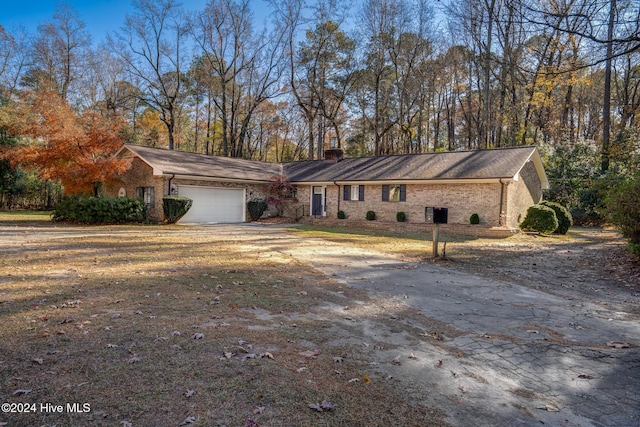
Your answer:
136,186 -> 155,207
382,184 -> 406,202
343,185 -> 364,201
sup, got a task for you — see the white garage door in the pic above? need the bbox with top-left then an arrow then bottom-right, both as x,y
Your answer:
178,186 -> 245,223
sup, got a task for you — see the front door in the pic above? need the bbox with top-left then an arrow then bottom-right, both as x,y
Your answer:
312,186 -> 323,216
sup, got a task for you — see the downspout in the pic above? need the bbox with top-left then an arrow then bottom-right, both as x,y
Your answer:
168,174 -> 175,195
498,179 -> 508,226
334,181 -> 340,214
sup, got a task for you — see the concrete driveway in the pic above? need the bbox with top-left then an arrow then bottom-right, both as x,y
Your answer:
229,224 -> 640,427
2,222 -> 638,426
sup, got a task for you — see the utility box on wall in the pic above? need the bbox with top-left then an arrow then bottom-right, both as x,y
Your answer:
425,207 -> 448,224
425,207 -> 434,223
433,207 -> 448,224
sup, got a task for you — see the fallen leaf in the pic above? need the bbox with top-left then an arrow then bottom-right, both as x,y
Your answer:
296,367 -> 308,372
308,403 -> 323,412
536,404 -> 560,412
243,353 -> 257,360
408,353 -> 418,360
171,344 -> 183,351
333,356 -> 344,363
120,421 -> 132,427
321,401 -> 335,410
32,358 -> 44,365
363,375 -> 371,384
12,389 -> 31,396
185,389 -> 195,398
348,378 -> 360,383
171,331 -> 181,336
107,344 -> 118,348
261,352 -> 274,359
392,355 -> 402,365
253,406 -> 266,414
223,352 -> 234,359
128,356 -> 140,364
193,333 -> 204,340
179,416 -> 196,426
299,350 -> 320,359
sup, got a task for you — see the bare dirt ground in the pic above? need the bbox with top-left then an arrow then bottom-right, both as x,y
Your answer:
441,228 -> 640,315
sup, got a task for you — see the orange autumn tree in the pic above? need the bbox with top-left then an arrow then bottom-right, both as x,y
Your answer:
0,90 -> 129,196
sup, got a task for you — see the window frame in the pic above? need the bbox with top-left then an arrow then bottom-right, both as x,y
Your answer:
382,184 -> 406,202
343,185 -> 364,201
136,186 -> 155,207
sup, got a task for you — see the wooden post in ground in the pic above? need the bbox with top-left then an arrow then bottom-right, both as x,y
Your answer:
433,223 -> 439,257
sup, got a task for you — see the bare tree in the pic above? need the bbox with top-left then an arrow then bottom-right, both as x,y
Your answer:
28,2 -> 92,102
0,25 -> 29,101
191,0 -> 286,158
111,0 -> 188,150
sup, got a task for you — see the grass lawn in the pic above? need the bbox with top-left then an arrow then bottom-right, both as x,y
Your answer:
0,214 -> 449,427
0,210 -> 53,223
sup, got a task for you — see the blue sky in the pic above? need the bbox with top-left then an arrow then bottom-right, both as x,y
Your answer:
0,0 -> 270,44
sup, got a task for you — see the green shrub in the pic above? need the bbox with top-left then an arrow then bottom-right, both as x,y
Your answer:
539,200 -> 572,234
366,210 -> 376,221
337,210 -> 346,219
605,175 -> 640,257
247,198 -> 268,221
519,204 -> 558,235
52,196 -> 146,224
396,211 -> 406,222
470,213 -> 480,224
163,196 -> 193,224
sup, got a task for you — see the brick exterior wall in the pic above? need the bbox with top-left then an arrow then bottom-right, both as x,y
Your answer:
329,182 -> 503,225
105,157 -> 165,220
505,160 -> 542,228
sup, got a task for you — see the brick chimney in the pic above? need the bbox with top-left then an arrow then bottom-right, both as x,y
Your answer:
324,148 -> 344,161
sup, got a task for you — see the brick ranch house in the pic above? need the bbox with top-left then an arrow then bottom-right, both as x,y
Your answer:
107,144 -> 549,229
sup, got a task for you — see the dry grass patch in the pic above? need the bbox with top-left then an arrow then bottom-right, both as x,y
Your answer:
0,220 -> 449,427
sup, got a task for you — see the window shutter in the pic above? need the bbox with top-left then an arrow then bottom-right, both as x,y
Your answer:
358,185 -> 364,201
148,187 -> 155,207
382,185 -> 389,201
399,184 -> 406,202
136,187 -> 143,199
343,185 -> 350,201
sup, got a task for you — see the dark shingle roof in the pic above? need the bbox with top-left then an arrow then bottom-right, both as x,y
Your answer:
121,144 -> 546,187
122,144 -> 282,182
284,146 -> 542,183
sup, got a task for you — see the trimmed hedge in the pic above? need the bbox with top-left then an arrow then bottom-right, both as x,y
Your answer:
337,210 -> 346,219
396,212 -> 406,222
366,210 -> 376,221
539,200 -> 572,234
470,213 -> 480,224
519,204 -> 558,235
163,196 -> 193,224
247,198 -> 268,221
605,175 -> 640,257
52,196 -> 146,224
